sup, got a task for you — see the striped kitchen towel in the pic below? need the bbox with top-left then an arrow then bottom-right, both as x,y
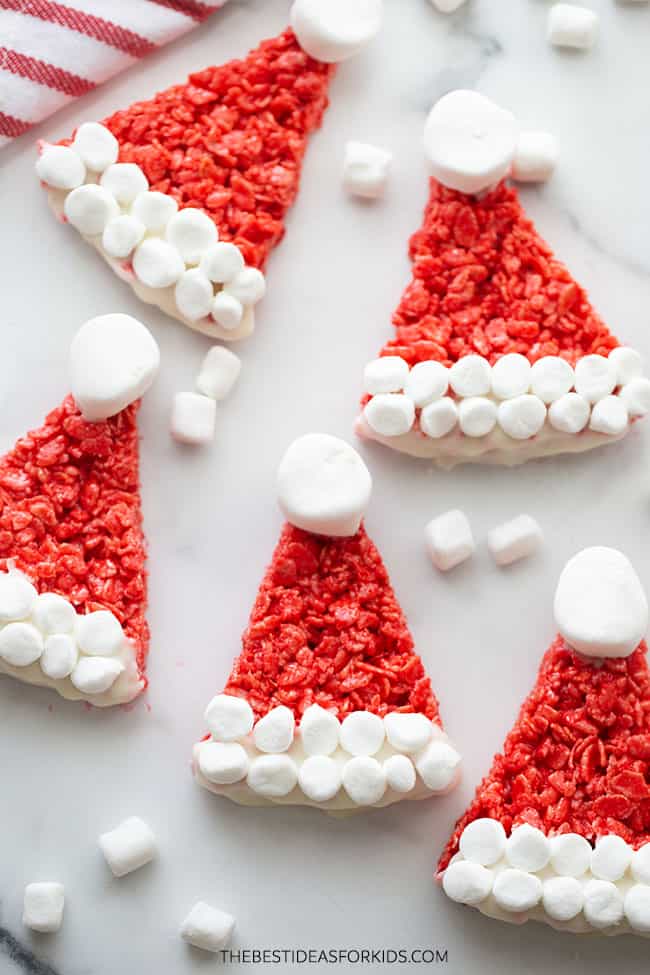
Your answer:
0,0 -> 230,150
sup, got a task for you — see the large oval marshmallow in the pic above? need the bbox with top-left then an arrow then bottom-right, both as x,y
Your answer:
36,145 -> 86,190
40,634 -> 78,680
69,313 -> 160,421
497,395 -> 546,440
277,433 -> 372,537
363,356 -> 409,395
75,610 -> 124,656
554,547 -> 648,659
405,360 -> 449,407
624,885 -> 650,934
547,392 -> 590,434
583,879 -> 624,929
458,397 -> 497,438
247,754 -> 298,798
364,394 -> 415,436
133,238 -> 185,288
102,215 -> 145,259
70,656 -> 124,694
223,267 -> 266,306
384,712 -> 432,754
200,242 -> 245,284
64,184 -> 120,236
0,622 -> 43,666
253,706 -> 295,753
290,0 -> 383,63
449,355 -> 492,397
619,378 -> 650,418
511,131 -> 559,183
131,191 -> 178,232
420,397 -> 458,438
590,835 -> 632,882
31,592 -> 76,634
72,122 -> 119,172
198,741 -> 249,785
383,754 -> 416,793
298,755 -> 342,802
211,292 -> 244,331
100,163 -> 148,206
423,90 -> 518,195
341,756 -> 387,805
0,572 -> 37,622
205,694 -> 254,741
299,704 -> 340,756
491,354 -> 531,400
609,347 -> 643,386
493,869 -> 543,912
589,395 -> 629,436
505,824 -> 550,872
574,354 -> 617,404
174,269 -> 214,322
530,356 -> 575,404
549,833 -> 592,877
542,876 -> 584,922
340,711 -> 385,756
166,208 -> 218,265
442,861 -> 493,906
415,740 -> 461,791
459,819 -> 507,867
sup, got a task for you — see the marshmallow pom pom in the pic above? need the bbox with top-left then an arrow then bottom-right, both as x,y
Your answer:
574,355 -> 617,404
425,509 -> 475,572
0,623 -> 43,667
550,833 -> 592,877
420,398 -> 458,438
170,393 -> 217,446
383,754 -> 416,793
505,825 -> 550,872
64,184 -> 120,236
211,292 -> 244,331
530,356 -> 575,404
205,695 -> 254,742
100,163 -> 148,206
102,215 -> 145,259
99,817 -> 157,878
196,346 -> 242,401
223,267 -> 266,306
459,819 -> 507,867
511,131 -> 559,183
342,756 -> 386,805
198,741 -> 249,785
583,880 -> 624,929
548,4 -> 599,50
458,397 -> 497,437
174,269 -> 214,322
497,395 -> 546,440
548,393 -> 590,434
619,378 -> 650,418
340,711 -> 385,756
133,238 -> 185,289
423,90 -> 518,195
31,592 -> 75,633
363,356 -> 409,395
554,547 -> 648,659
290,0 -> 383,63
200,242 -> 245,284
41,634 -> 78,679
298,755 -> 342,802
23,883 -> 65,934
624,886 -> 650,934
253,706 -> 295,753
131,191 -> 178,232
277,434 -> 372,538
247,754 -> 298,798
493,869 -> 543,912
442,861 -> 493,906
384,712 -> 432,754
343,141 -> 392,199
491,354 -> 531,399
36,145 -> 85,190
542,877 -> 584,922
487,514 -> 542,567
589,396 -> 629,436
0,572 -> 37,622
69,313 -> 160,422
166,208 -> 218,265
405,360 -> 449,406
72,122 -> 119,172
70,657 -> 124,694
299,704 -> 340,756
449,355 -> 492,397
415,740 -> 461,791
363,394 -> 415,436
181,902 -> 235,953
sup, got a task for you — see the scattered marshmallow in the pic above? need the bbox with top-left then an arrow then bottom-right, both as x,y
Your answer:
166,208 -> 218,265
384,712 -> 432,754
590,835 -> 632,882
553,547 -> 648,659
174,269 -> 213,322
511,131 -> 559,183
487,514 -> 542,567
222,268 -> 266,306
290,0 -> 382,62
181,901 -> 235,953
64,184 -> 120,236
547,392 -> 590,433
414,740 -> 461,791
589,395 -> 629,435
198,741 -> 249,785
170,393 -> 217,446
340,711 -> 385,756
505,824 -> 550,872
491,353 -> 531,399
131,191 -> 178,232
299,704 -> 340,756
548,4 -> 599,50
72,122 -> 119,172
200,242 -> 245,284
550,833 -> 593,877
364,393 -> 415,436
493,868 -> 543,912
32,592 -> 75,634
133,238 -> 185,289
583,879 -> 624,928
211,292 -> 244,331
23,883 -> 65,934
76,610 -> 124,656
449,355 -> 492,397
497,395 -> 546,440
36,145 -> 85,190
442,861 -> 493,905
425,509 -> 474,572
0,571 -> 37,622
619,378 -> 650,418
277,433 -> 372,538
100,163 -> 148,206
102,215 -> 146,259
383,754 -> 416,793
247,754 -> 298,798
342,756 -> 386,805
69,313 -> 160,422
574,354 -> 617,403
298,755 -> 342,802
459,819 -> 507,866
253,706 -> 295,753
542,876 -> 584,922
40,634 -> 78,679
70,656 -> 124,694
0,623 -> 43,667
205,694 -> 254,741
363,356 -> 408,395
420,397 -> 458,438
624,885 -> 650,934
530,356 -> 575,404
609,347 -> 643,386
405,360 -> 449,406
196,346 -> 241,401
343,141 -> 392,199
99,817 -> 157,877
458,397 -> 497,437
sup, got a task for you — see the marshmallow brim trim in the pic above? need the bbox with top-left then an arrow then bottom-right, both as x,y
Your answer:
0,649 -> 143,707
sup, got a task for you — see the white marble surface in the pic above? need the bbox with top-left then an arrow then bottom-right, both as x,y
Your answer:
1,0 -> 650,972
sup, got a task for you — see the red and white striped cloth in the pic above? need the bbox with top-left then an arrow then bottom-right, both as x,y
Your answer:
0,0 -> 230,150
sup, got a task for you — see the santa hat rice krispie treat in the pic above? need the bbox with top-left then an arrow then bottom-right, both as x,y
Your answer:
193,433 -> 460,812
356,90 -> 650,468
438,547 -> 650,936
35,1 -> 382,341
0,314 -> 159,707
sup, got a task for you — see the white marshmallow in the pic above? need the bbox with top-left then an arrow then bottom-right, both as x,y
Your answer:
198,741 -> 249,785
493,869 -> 543,912
415,740 -> 461,791
491,354 -> 531,399
0,622 -> 43,667
420,397 -> 458,438
204,694 -> 254,741
459,819 -> 507,867
548,392 -> 590,434
290,0 -> 382,63
72,122 -> 119,172
404,360 -> 449,407
591,835 -> 632,882
497,395 -> 546,440
458,397 -> 497,437
442,861 -> 493,906
131,190 -> 178,232
425,509 -> 474,572
589,395 -> 629,436
342,756 -> 387,805
343,141 -> 392,199
363,356 -> 409,394
181,902 -> 235,953
574,354 -> 617,403
340,711 -> 385,756
583,879 -> 624,929
511,131 -> 559,183
631,844 -> 650,885
549,833 -> 592,877
423,90 -> 518,195
384,712 -> 432,754
200,242 -> 245,284
299,704 -> 340,756
102,215 -> 145,259
196,346 -> 241,401
247,754 -> 298,798
32,592 -> 76,634
624,885 -> 650,934
222,267 -> 266,305
619,378 -> 650,418
23,883 -> 65,933
174,269 -> 213,322
40,634 -> 78,679
609,347 -> 643,386
505,824 -> 550,872
100,163 -> 148,205
554,547 -> 648,659
430,0 -> 467,11
548,3 -> 599,50
530,356 -> 575,404
449,355 -> 492,397
64,184 -> 120,236
69,313 -> 160,421
487,514 -> 542,567
253,705 -> 295,753
0,571 -> 37,622
170,393 -> 217,446
76,610 -> 124,656
298,755 -> 342,802
542,876 -> 584,922
133,238 -> 185,288
99,817 -> 157,878
277,433 -> 372,538
211,292 -> 244,330
36,145 -> 85,190
70,656 -> 124,694
383,754 -> 416,793
364,393 -> 415,436
166,208 -> 218,265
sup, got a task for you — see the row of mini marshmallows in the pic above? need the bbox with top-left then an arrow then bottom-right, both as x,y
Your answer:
362,350 -> 650,439
425,510 -> 543,572
171,346 -> 242,447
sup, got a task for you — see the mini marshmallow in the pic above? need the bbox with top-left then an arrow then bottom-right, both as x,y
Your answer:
0,572 -> 37,622
404,360 -> 449,407
383,754 -> 416,793
487,514 -> 542,567
511,131 -> 559,183
253,705 -> 295,753
196,346 -> 242,401
277,433 -> 372,538
211,292 -> 244,331
589,395 -> 629,436
0,623 -> 43,667
364,394 -> 415,436
430,0 -> 467,11
548,3 -> 599,50
420,398 -> 458,438
423,90 -> 518,195
64,184 -> 120,236
554,547 -> 648,659
174,269 -> 214,322
32,592 -> 76,634
497,395 -> 546,440
631,844 -> 650,885
458,397 -> 497,437
222,267 -> 266,306
624,885 -> 650,934
102,215 -> 145,259
69,313 -> 160,422
180,902 -> 235,953
100,163 -> 148,205
170,393 -> 217,446
449,355 -> 492,397
442,861 -> 493,906
574,354 -> 617,404
491,354 -> 531,400
590,835 -> 632,882
99,817 -> 157,878
583,879 -> 624,929
70,656 -> 124,694
133,238 -> 185,288
200,242 -> 245,284
384,712 -> 432,754
72,122 -> 119,172
530,356 -> 575,404
459,819 -> 507,867
548,392 -> 590,434
131,190 -> 178,232
40,634 -> 78,680
549,833 -> 592,877
343,141 -> 392,199
75,610 -> 123,656
619,378 -> 650,418
425,509 -> 475,572
299,704 -> 340,756
609,347 -> 643,386
363,356 -> 409,395
542,876 -> 584,922
298,755 -> 342,802
247,754 -> 298,798
198,741 -> 249,785
493,869 -> 543,913
505,824 -> 550,872
415,740 -> 461,791
205,694 -> 254,741
290,0 -> 382,63
166,208 -> 218,264
36,145 -> 86,190
23,883 -> 65,934
340,711 -> 385,756
342,756 -> 387,805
